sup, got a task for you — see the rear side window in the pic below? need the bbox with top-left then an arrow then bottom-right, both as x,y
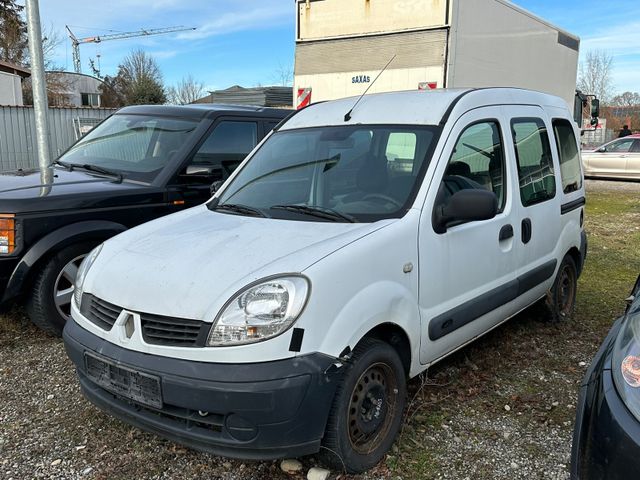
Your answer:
386,132 -> 417,173
552,119 -> 582,194
511,118 -> 556,206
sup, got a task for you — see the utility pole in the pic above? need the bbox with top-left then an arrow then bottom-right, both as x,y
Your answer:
25,0 -> 51,171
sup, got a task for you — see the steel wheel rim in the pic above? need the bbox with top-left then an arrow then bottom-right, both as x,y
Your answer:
347,362 -> 399,454
558,264 -> 576,316
53,254 -> 86,322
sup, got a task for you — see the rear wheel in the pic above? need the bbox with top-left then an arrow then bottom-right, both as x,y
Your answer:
546,254 -> 578,323
26,242 -> 97,336
321,338 -> 407,473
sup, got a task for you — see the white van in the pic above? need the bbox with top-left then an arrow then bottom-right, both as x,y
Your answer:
63,88 -> 587,473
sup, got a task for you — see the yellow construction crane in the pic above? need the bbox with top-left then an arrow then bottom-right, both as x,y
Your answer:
65,25 -> 196,74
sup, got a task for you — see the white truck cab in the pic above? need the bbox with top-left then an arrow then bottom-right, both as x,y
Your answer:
64,88 -> 587,473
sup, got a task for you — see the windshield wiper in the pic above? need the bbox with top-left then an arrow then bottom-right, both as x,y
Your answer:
56,162 -> 123,181
78,164 -> 123,180
271,204 -> 357,223
212,203 -> 269,218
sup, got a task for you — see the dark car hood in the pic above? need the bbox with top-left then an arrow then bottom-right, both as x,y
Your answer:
0,167 -> 155,213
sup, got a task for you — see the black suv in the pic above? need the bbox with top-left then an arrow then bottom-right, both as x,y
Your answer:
0,104 -> 289,334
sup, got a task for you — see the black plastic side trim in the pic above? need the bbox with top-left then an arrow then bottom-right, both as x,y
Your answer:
429,259 -> 558,340
561,196 -> 586,215
517,259 -> 557,296
289,328 -> 304,352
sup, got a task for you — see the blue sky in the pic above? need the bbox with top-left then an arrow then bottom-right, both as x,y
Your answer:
34,0 -> 640,94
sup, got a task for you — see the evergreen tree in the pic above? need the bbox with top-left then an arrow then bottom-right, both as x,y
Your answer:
0,0 -> 27,65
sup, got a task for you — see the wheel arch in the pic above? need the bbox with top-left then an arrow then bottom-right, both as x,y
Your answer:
356,323 -> 412,376
4,220 -> 126,301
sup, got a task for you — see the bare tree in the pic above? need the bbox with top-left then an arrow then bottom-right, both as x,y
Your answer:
610,91 -> 640,107
271,62 -> 293,87
41,23 -> 63,71
578,50 -> 615,105
167,74 -> 206,105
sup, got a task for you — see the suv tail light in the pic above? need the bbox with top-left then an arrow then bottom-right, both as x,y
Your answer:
0,215 -> 16,254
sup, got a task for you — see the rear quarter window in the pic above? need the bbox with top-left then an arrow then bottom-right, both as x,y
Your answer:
552,119 -> 583,194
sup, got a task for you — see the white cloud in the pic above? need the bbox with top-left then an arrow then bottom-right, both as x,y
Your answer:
175,5 -> 291,40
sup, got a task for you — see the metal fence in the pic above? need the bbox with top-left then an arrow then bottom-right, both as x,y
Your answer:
0,106 -> 116,172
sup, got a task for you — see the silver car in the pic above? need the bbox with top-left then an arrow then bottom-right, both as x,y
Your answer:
582,135 -> 640,180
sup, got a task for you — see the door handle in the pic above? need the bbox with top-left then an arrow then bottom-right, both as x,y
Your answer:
499,224 -> 514,241
522,218 -> 532,244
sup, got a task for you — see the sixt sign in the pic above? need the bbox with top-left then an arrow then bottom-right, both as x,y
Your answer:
352,75 -> 371,84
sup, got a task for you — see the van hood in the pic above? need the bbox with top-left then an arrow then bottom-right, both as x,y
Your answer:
87,205 -> 393,320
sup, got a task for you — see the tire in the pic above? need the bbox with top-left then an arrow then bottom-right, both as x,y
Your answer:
321,337 -> 407,474
25,242 -> 98,336
546,254 -> 578,323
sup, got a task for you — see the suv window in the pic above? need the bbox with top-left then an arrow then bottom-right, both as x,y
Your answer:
191,121 -> 258,179
552,119 -> 582,194
441,121 -> 506,210
512,118 -> 556,206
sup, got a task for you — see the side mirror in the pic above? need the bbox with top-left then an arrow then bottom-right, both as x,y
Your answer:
597,146 -> 606,153
626,274 -> 640,313
185,165 -> 216,177
433,189 -> 498,234
210,180 -> 223,196
591,99 -> 600,119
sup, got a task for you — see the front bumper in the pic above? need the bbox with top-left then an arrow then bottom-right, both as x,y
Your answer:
63,319 -> 342,460
571,317 -> 640,479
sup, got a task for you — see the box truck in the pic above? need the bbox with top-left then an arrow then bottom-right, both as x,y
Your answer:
294,0 -> 580,109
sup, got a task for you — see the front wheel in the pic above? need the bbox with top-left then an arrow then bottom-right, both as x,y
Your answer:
321,338 -> 407,473
26,242 -> 97,336
546,254 -> 578,323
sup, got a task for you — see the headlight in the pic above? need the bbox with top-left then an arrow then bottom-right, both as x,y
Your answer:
207,276 -> 309,346
612,303 -> 640,421
0,214 -> 17,254
73,244 -> 103,309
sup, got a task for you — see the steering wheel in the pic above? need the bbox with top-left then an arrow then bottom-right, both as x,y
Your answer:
362,193 -> 403,208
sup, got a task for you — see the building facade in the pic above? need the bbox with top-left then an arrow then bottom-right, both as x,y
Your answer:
0,61 -> 30,106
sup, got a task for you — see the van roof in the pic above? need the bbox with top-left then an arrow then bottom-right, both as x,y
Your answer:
280,88 -> 570,130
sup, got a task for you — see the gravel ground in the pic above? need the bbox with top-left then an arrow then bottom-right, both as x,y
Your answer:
0,179 -> 638,480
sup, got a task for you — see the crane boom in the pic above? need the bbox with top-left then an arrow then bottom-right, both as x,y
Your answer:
66,25 -> 196,74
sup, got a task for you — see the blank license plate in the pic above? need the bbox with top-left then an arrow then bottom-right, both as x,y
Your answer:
84,352 -> 162,409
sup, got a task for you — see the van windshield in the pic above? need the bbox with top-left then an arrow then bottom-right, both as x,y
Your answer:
215,125 -> 438,222
58,114 -> 199,183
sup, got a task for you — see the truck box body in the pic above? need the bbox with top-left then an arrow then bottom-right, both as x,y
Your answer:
294,0 -> 579,108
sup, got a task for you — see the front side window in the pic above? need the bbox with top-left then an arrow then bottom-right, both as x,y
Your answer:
606,138 -> 635,153
439,121 -> 506,211
59,114 -> 199,183
512,118 -> 556,207
190,121 -> 258,180
552,119 -> 582,194
216,125 -> 438,222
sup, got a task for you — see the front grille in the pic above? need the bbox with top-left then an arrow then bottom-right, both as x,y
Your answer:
85,296 -> 120,330
81,294 -> 207,346
140,313 -> 206,347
